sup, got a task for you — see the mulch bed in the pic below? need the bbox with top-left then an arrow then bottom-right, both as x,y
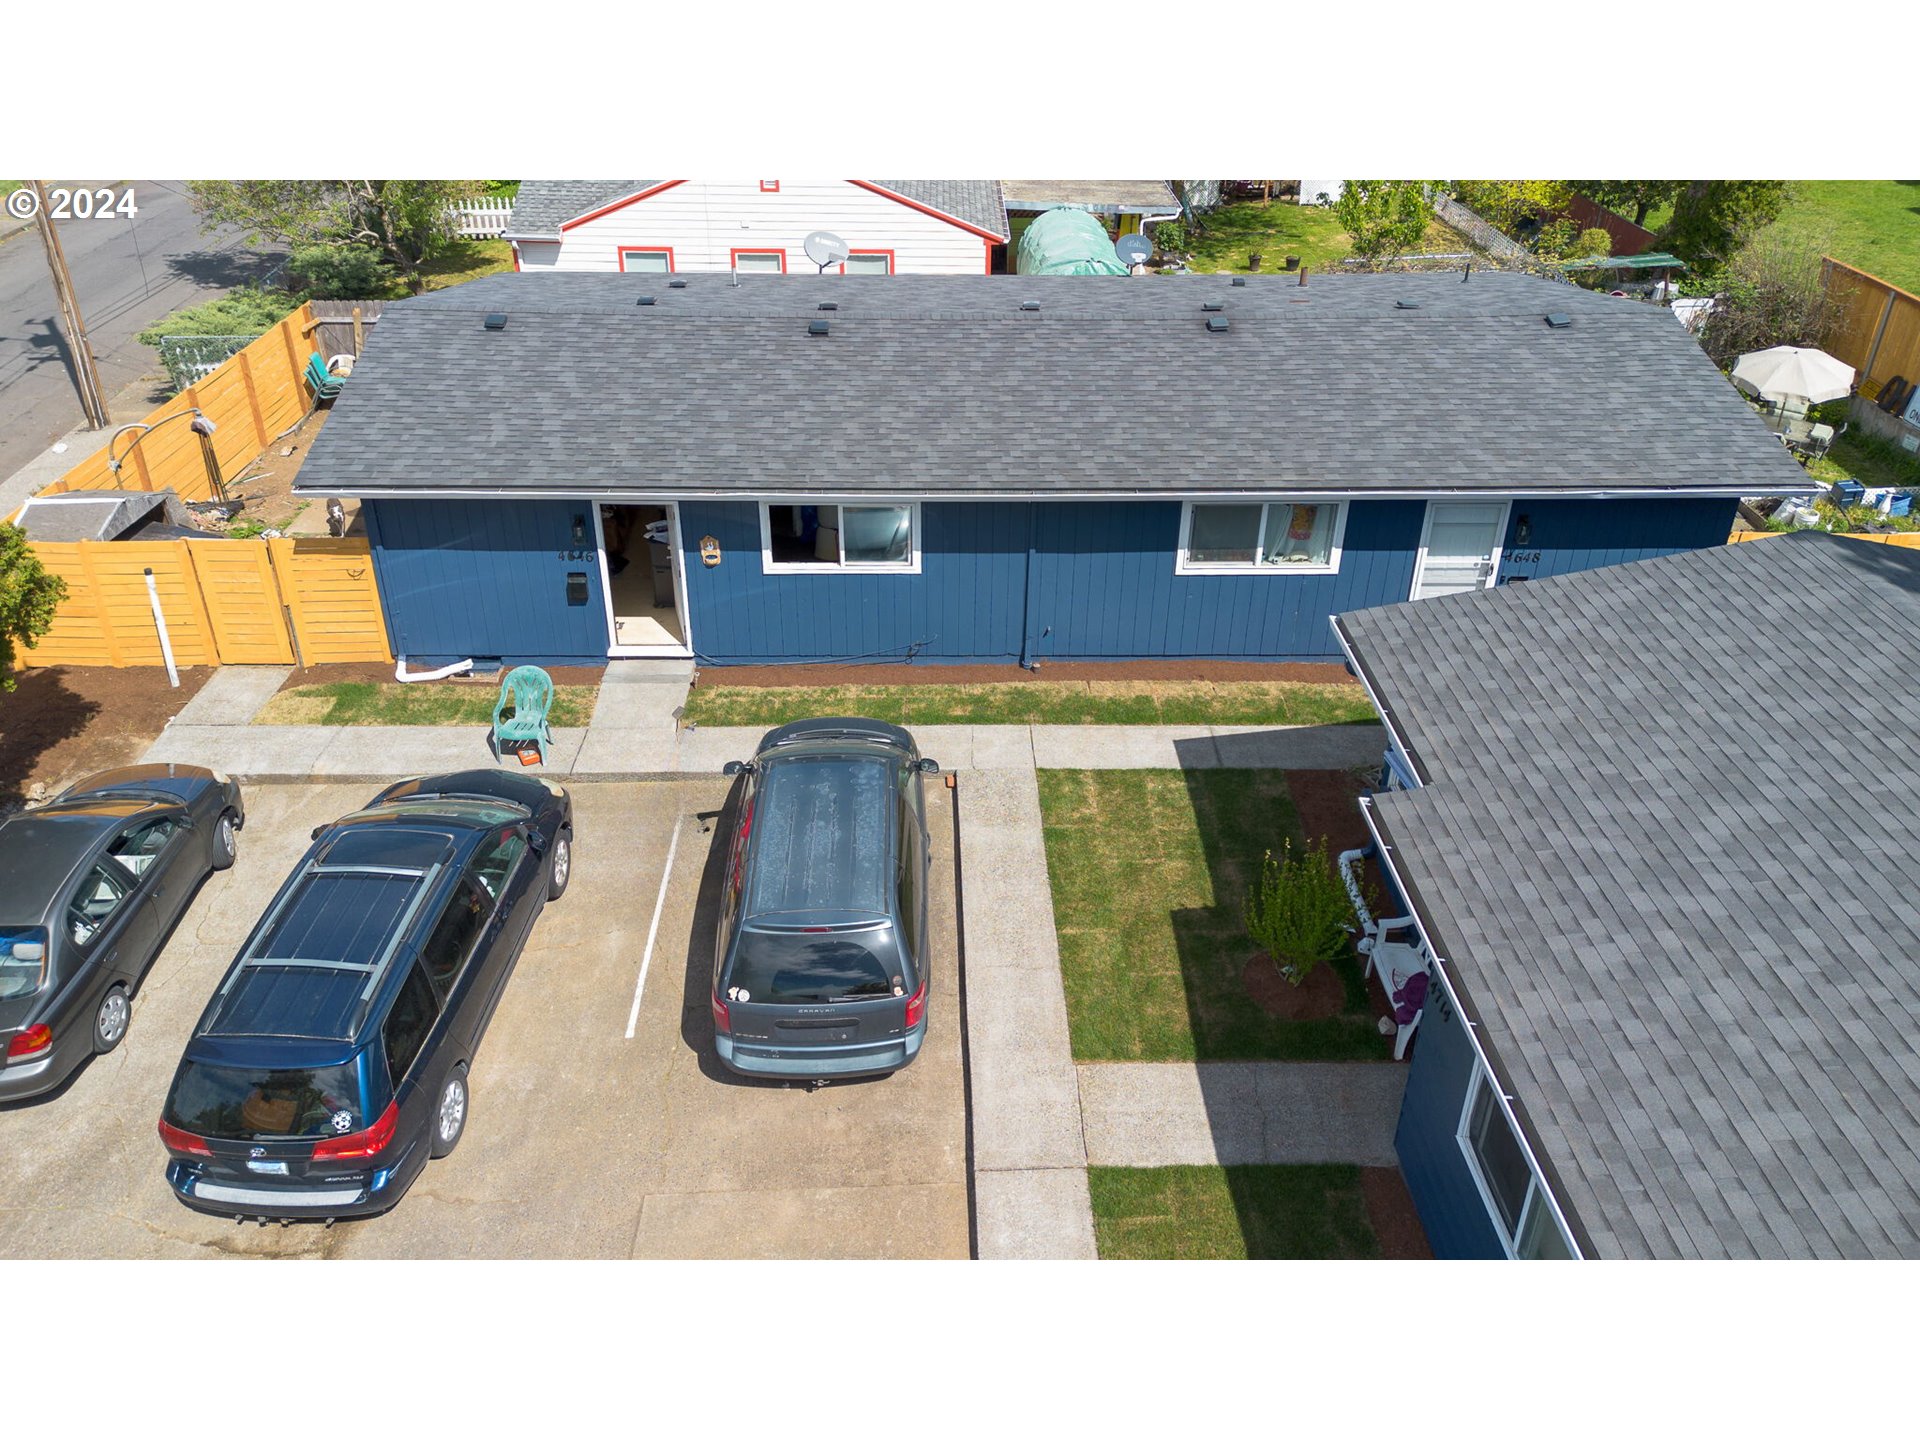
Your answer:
695,659 -> 1358,688
1242,953 -> 1348,1020
275,662 -> 608,693
1361,1167 -> 1434,1260
0,665 -> 214,808
1286,767 -> 1399,1026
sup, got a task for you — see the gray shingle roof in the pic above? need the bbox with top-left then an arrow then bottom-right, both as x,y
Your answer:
295,269 -> 1811,499
505,180 -> 1007,240
1336,533 -> 1920,1259
1002,180 -> 1180,213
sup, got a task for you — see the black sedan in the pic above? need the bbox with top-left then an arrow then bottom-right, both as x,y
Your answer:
1,764 -> 243,1102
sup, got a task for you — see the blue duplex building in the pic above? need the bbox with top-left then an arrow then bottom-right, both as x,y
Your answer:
293,269 -> 1809,669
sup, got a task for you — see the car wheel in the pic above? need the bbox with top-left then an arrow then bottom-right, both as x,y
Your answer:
431,1069 -> 469,1158
211,809 -> 239,871
546,827 -> 572,901
93,984 -> 131,1054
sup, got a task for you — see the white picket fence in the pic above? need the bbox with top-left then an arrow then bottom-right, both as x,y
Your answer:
449,196 -> 513,238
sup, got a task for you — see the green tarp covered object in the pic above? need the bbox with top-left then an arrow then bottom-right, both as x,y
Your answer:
1015,208 -> 1130,276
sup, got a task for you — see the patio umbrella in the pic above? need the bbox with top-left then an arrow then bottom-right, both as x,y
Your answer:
1730,345 -> 1855,412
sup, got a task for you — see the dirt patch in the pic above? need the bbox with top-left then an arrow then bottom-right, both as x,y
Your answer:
1242,952 -> 1348,1020
273,661 -> 609,693
0,666 -> 214,808
697,659 -> 1357,688
1361,1166 -> 1433,1260
221,405 -> 350,534
1286,767 -> 1402,1025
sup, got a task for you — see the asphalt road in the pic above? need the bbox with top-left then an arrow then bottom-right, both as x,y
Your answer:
0,180 -> 280,480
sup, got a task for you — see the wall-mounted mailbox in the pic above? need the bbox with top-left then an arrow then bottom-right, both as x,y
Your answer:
566,572 -> 589,606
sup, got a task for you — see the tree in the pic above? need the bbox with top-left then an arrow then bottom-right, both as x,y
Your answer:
1451,180 -> 1573,236
0,522 -> 67,692
188,180 -> 489,295
1332,181 -> 1435,267
1657,181 -> 1791,275
1573,181 -> 1684,227
1691,222 -> 1840,369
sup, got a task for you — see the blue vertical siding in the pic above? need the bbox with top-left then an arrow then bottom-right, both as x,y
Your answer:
364,498 -> 612,666
364,494 -> 1739,667
1497,497 -> 1737,583
1394,983 -> 1507,1259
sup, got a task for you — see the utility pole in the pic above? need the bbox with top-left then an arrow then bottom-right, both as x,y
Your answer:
31,179 -> 111,430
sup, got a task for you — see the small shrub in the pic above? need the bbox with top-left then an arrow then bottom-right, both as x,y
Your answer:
1152,219 -> 1189,254
287,243 -> 395,300
1,521 -> 67,691
1243,838 -> 1353,986
136,287 -> 294,345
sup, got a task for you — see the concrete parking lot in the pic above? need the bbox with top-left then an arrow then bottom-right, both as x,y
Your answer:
0,779 -> 969,1259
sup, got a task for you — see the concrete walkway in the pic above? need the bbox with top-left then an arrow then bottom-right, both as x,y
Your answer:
1076,1062 -> 1407,1168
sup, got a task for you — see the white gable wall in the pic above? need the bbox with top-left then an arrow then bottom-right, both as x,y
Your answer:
526,181 -> 994,274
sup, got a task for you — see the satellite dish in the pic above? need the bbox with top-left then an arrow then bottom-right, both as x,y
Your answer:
1115,233 -> 1153,267
803,230 -> 852,271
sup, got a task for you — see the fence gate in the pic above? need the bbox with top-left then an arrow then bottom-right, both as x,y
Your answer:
187,541 -> 296,664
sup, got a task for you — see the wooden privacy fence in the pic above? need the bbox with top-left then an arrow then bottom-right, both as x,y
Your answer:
21,536 -> 391,669
1729,530 -> 1920,549
1822,259 -> 1920,401
309,299 -> 387,359
34,305 -> 320,504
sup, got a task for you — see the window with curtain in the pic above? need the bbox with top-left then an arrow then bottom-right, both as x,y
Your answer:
1178,500 -> 1346,573
762,503 -> 918,572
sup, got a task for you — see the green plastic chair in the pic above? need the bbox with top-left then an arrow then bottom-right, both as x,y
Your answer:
491,665 -> 554,765
305,353 -> 345,402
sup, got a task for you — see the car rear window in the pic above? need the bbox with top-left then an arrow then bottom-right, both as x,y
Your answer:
0,927 -> 49,1002
165,1060 -> 368,1140
727,929 -> 904,1004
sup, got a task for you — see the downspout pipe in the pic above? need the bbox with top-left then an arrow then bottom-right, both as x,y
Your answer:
1018,503 -> 1041,670
395,655 -> 474,683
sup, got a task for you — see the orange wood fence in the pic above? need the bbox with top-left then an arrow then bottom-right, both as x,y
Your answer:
1729,530 -> 1920,548
21,536 -> 391,669
1822,259 -> 1920,402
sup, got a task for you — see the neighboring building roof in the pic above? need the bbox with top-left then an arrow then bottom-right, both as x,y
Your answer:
13,492 -> 165,542
505,180 -> 1009,241
295,269 -> 1811,500
1002,180 -> 1180,214
1335,533 -> 1920,1259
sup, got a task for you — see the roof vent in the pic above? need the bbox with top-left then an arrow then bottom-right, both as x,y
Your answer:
668,278 -> 689,288
482,312 -> 507,331
1202,301 -> 1225,312
817,301 -> 839,311
1205,316 -> 1230,334
1395,300 -> 1420,310
1020,300 -> 1040,312
1544,312 -> 1573,329
1230,277 -> 1247,287
808,319 -> 830,337
636,296 -> 656,306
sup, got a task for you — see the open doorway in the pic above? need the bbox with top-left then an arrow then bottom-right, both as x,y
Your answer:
595,502 -> 687,653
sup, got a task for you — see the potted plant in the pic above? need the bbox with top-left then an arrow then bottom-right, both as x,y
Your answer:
1243,838 -> 1352,986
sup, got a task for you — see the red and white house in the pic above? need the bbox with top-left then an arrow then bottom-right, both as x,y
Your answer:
504,180 -> 1010,275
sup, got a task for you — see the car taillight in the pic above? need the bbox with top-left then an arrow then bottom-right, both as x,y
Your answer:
311,1101 -> 399,1162
157,1118 -> 212,1157
6,1024 -> 52,1062
905,978 -> 928,1029
711,993 -> 731,1035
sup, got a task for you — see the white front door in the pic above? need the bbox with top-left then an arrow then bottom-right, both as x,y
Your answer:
1411,501 -> 1510,601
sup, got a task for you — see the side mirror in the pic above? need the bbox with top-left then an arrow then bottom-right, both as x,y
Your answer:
915,758 -> 940,774
521,823 -> 548,855
723,760 -> 753,777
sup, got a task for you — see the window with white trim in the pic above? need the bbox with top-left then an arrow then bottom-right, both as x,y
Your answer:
761,503 -> 920,573
1176,500 -> 1347,574
1459,1067 -> 1575,1259
843,252 -> 892,275
732,250 -> 785,274
759,180 -> 780,193
619,248 -> 672,273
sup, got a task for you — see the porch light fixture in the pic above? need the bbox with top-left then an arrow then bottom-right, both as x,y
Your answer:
808,319 -> 830,337
572,513 -> 587,545
1515,514 -> 1532,545
483,312 -> 508,330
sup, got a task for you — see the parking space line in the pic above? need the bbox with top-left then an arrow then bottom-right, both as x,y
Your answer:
625,814 -> 684,1039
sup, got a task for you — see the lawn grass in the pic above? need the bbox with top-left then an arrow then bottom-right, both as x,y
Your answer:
1039,769 -> 1381,1063
682,681 -> 1376,729
255,681 -> 597,727
371,239 -> 516,299
1805,430 -> 1920,493
1088,1165 -> 1379,1259
1776,180 -> 1920,294
1175,199 -> 1465,275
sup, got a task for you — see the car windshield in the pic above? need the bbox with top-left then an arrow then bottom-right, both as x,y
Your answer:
165,1060 -> 367,1140
728,928 -> 903,1004
0,927 -> 49,1002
